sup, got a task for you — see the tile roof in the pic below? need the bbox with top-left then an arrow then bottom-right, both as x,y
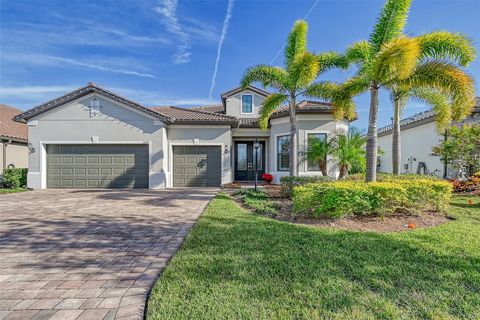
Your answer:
0,104 -> 28,142
151,106 -> 237,125
378,97 -> 480,135
238,117 -> 266,128
191,105 -> 224,113
270,100 -> 336,118
14,82 -> 171,124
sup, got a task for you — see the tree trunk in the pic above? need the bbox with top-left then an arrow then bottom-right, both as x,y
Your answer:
338,165 -> 348,179
366,84 -> 379,182
320,162 -> 327,177
289,98 -> 298,176
392,98 -> 401,175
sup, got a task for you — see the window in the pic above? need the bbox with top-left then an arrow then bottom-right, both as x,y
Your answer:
307,133 -> 327,171
241,95 -> 253,113
277,135 -> 290,171
237,143 -> 247,170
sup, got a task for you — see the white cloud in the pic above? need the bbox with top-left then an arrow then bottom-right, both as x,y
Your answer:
208,0 -> 235,101
2,53 -> 156,78
155,0 -> 191,64
0,85 -> 214,108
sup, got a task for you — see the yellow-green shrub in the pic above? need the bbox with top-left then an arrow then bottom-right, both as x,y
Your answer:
293,179 -> 452,218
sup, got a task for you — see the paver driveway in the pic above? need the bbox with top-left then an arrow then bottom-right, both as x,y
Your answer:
0,189 -> 217,320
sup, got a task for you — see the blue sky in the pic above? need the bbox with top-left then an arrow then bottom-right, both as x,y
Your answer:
1,0 -> 479,130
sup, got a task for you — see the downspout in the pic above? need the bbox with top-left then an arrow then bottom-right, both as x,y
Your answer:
2,140 -> 11,171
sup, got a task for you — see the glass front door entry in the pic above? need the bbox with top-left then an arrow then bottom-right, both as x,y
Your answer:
234,141 -> 265,181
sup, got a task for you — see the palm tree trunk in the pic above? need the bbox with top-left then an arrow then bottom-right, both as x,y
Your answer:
320,162 -> 327,177
338,165 -> 347,179
289,98 -> 298,176
366,84 -> 379,182
392,98 -> 401,175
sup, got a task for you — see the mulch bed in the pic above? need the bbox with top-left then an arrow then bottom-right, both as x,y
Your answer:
259,196 -> 452,233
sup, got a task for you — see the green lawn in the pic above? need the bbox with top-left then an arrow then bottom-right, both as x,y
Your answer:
146,194 -> 480,320
0,188 -> 27,194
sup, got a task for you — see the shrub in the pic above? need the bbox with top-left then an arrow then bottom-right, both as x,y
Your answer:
293,179 -> 452,218
450,172 -> 480,193
345,173 -> 442,182
234,189 -> 279,215
280,175 -> 331,198
2,168 -> 28,188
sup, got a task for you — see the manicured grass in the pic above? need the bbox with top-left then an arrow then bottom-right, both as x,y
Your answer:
146,194 -> 480,320
0,188 -> 28,194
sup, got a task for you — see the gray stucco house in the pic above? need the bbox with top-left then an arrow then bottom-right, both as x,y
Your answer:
14,82 -> 351,189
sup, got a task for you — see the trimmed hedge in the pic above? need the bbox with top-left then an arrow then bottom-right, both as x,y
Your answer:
293,179 -> 452,218
280,175 -> 331,198
2,168 -> 28,188
344,173 -> 442,181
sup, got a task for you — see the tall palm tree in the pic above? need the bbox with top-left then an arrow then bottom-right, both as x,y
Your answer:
241,20 -> 349,176
388,32 -> 476,174
332,129 -> 367,179
300,136 -> 333,176
338,0 -> 476,181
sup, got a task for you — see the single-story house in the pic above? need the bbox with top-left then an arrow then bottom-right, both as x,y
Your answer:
377,98 -> 480,178
14,82 -> 351,189
1,104 -> 28,172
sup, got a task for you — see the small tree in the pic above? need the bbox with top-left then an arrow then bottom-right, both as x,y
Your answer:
432,124 -> 480,177
332,129 -> 367,179
300,136 -> 333,176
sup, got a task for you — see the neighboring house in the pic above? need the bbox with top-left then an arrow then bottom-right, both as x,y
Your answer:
377,98 -> 480,178
14,82 -> 351,189
0,104 -> 28,172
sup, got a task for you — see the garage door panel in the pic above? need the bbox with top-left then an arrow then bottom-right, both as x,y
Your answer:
47,145 -> 149,189
173,146 -> 221,187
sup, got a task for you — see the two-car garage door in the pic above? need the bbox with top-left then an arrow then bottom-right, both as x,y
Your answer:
46,144 -> 222,188
47,145 -> 149,188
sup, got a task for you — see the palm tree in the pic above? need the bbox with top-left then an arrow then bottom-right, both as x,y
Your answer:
388,32 -> 476,174
241,20 -> 349,176
300,136 -> 333,176
338,0 -> 476,181
332,129 -> 367,179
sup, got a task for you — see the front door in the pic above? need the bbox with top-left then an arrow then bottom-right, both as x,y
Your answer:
234,141 -> 265,181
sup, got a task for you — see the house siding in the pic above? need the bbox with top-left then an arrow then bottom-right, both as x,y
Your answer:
0,142 -> 28,171
26,94 -> 167,189
225,90 -> 266,118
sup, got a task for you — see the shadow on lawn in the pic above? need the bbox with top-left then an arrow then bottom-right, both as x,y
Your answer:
149,193 -> 480,319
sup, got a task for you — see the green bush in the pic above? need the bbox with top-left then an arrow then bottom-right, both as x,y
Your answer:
2,168 -> 28,188
293,179 -> 452,218
280,175 -> 331,198
344,173 -> 442,181
234,189 -> 279,215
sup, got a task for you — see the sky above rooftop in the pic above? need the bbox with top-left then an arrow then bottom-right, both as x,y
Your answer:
1,0 -> 479,130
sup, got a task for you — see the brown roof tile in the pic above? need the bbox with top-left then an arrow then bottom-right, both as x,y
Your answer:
0,104 -> 28,141
191,105 -> 224,113
151,106 -> 237,125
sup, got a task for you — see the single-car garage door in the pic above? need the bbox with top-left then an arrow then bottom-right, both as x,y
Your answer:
47,145 -> 149,188
173,146 -> 221,187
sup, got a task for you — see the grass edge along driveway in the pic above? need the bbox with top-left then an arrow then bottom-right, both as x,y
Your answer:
146,194 -> 480,320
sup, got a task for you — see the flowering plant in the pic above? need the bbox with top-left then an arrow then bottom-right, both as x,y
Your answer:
262,173 -> 273,184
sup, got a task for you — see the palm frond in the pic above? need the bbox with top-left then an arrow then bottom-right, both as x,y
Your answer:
345,41 -> 372,68
369,0 -> 412,53
417,31 -> 476,67
285,20 -> 308,69
303,81 -> 339,100
287,51 -> 320,89
373,36 -> 420,83
404,60 -> 476,120
317,51 -> 349,74
409,87 -> 452,130
240,65 -> 289,91
258,93 -> 288,130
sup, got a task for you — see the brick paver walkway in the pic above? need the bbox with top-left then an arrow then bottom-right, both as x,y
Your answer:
0,189 -> 216,320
